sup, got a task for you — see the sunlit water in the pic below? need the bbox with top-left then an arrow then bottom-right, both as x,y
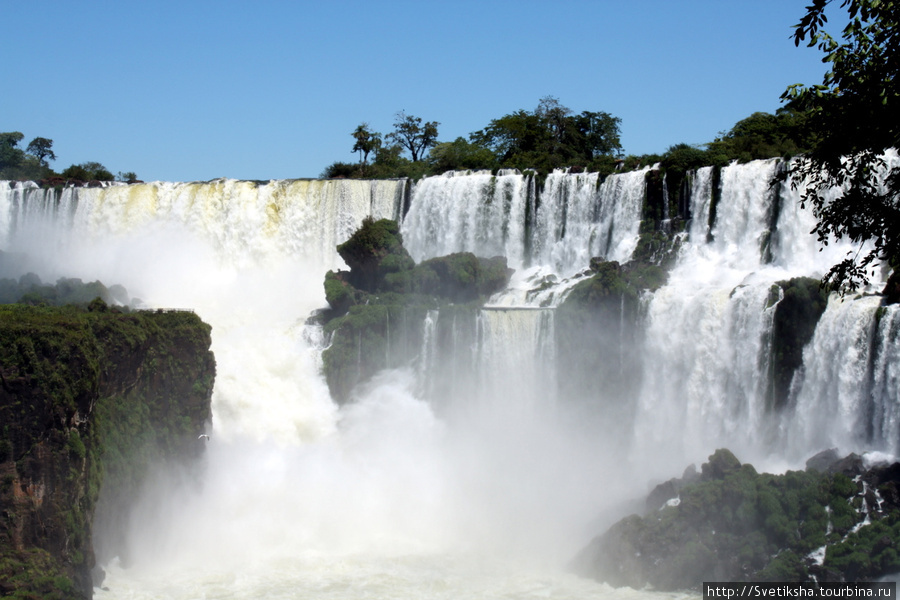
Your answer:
1,178 -> 683,599
1,162 -> 898,598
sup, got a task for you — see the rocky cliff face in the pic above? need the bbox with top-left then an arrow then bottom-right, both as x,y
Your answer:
572,449 -> 900,590
0,302 -> 215,599
318,217 -> 512,404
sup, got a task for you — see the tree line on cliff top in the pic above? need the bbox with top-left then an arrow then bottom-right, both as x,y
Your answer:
325,1 -> 900,293
0,132 -> 137,184
324,99 -> 812,182
3,1 -> 897,293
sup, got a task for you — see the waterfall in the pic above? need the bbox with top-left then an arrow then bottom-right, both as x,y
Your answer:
401,170 -> 529,268
688,166 -> 714,242
787,295 -> 898,458
403,167 -> 648,278
476,308 -> 557,411
2,159 -> 899,597
626,157 -> 899,477
634,281 -> 780,472
531,168 -> 646,273
1,178 -> 406,442
872,304 -> 900,452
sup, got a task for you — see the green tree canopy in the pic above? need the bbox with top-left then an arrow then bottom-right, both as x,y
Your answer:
25,137 -> 56,167
427,137 -> 497,173
351,123 -> 381,166
470,96 -> 622,172
387,111 -> 439,162
0,132 -> 26,173
1,132 -> 55,180
62,161 -> 114,182
783,0 -> 900,291
707,110 -> 810,164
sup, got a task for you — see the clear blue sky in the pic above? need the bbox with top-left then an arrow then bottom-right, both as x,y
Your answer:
4,1 -> 830,182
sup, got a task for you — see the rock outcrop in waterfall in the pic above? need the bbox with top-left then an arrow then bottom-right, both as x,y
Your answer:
318,217 -> 512,403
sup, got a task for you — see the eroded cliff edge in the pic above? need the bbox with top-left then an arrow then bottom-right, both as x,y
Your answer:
573,449 -> 900,589
0,301 -> 215,599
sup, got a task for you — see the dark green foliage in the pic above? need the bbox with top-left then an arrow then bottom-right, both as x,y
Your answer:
645,111 -> 811,227
116,171 -> 139,183
470,96 -> 623,173
768,277 -> 829,409
331,100 -> 807,183
662,143 -> 721,173
0,304 -> 215,598
351,122 -> 381,167
0,132 -> 26,172
26,137 -> 56,167
1,129 -> 137,183
707,110 -> 810,164
335,97 -> 623,178
320,161 -> 360,179
825,517 -> 900,578
0,273 -> 131,308
335,217 -> 413,292
427,137 -> 498,174
321,220 -> 511,403
631,230 -> 681,275
322,303 -> 428,403
783,0 -> 900,292
574,449 -> 900,590
387,111 -> 439,162
328,218 -> 510,308
0,132 -> 55,181
61,162 -> 114,182
393,253 -> 511,302
323,270 -> 357,315
0,549 -> 79,599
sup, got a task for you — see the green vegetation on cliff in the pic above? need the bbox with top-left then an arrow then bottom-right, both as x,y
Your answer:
1,131 -> 136,184
0,302 -> 215,599
574,449 -> 900,589
554,256 -> 671,428
319,217 -> 511,403
323,95 -> 811,183
0,270 -> 131,307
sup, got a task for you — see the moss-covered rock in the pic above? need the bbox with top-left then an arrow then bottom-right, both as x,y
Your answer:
388,253 -> 512,301
554,258 -> 666,423
334,217 -> 415,293
0,304 -> 215,599
573,449 -> 900,590
320,220 -> 512,403
321,303 -> 427,403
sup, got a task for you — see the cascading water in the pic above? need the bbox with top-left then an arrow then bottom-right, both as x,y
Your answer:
402,167 -> 647,279
0,177 -> 632,599
532,168 -> 646,273
631,157 -> 900,479
2,156 -> 899,597
401,170 -> 530,268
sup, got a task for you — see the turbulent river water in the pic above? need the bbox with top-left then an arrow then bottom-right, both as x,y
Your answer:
1,161 -> 898,599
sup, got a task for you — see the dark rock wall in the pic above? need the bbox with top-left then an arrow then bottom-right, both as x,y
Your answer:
0,303 -> 215,599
